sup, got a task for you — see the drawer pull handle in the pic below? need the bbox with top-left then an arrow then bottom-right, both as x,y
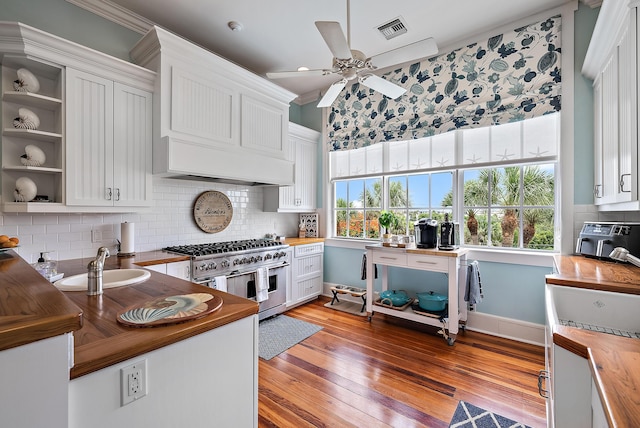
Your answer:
538,370 -> 549,398
416,260 -> 437,265
380,256 -> 397,260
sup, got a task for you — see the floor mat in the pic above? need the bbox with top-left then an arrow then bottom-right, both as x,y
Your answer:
258,314 -> 322,360
323,300 -> 367,316
449,401 -> 531,428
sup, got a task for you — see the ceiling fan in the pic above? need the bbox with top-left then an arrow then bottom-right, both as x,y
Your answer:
266,0 -> 438,108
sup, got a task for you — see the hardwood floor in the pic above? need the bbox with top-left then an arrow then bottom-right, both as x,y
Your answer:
258,297 -> 546,428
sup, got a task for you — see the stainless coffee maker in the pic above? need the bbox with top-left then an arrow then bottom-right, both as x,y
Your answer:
439,214 -> 459,250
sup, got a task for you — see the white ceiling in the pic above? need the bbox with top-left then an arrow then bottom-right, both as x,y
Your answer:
102,0 -> 573,103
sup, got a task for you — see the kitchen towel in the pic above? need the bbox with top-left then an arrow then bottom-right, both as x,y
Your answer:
214,275 -> 227,292
360,252 -> 378,280
120,222 -> 135,254
256,267 -> 269,302
464,260 -> 483,306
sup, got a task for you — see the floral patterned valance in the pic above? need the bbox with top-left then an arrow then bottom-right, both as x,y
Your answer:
327,15 -> 561,152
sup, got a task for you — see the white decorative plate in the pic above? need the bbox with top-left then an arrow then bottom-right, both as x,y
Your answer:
13,108 -> 40,130
13,68 -> 40,93
14,177 -> 37,202
20,144 -> 46,167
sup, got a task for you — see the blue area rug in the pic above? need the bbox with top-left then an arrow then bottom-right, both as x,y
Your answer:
449,401 -> 531,428
258,315 -> 323,360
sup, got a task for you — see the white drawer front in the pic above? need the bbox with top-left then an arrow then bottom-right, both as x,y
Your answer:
294,243 -> 324,257
295,254 -> 323,277
407,254 -> 449,272
372,252 -> 407,267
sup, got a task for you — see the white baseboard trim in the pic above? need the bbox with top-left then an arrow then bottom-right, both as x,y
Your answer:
322,282 -> 545,347
465,311 -> 545,347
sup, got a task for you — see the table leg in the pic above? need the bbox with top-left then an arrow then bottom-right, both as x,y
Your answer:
360,294 -> 366,312
330,289 -> 340,305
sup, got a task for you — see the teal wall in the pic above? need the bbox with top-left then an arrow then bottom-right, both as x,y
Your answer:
573,5 -> 600,204
0,0 -> 140,61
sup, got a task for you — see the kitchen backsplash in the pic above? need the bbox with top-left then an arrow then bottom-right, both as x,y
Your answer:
1,177 -> 303,263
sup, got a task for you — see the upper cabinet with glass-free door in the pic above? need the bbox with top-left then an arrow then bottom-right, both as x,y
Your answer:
66,68 -> 152,208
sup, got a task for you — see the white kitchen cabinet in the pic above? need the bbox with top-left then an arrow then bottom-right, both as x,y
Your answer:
69,316 -> 258,428
585,4 -> 640,210
0,22 -> 156,213
1,57 -> 65,212
66,68 -> 152,208
142,261 -> 190,280
130,26 -> 296,186
288,242 -> 324,307
166,260 -> 190,280
264,123 -> 320,212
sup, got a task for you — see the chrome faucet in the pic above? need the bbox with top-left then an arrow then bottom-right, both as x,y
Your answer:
87,246 -> 110,296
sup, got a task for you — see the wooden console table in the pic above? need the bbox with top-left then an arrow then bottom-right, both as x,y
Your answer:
365,244 -> 468,345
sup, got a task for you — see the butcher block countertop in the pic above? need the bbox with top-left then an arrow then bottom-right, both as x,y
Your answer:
546,255 -> 640,427
0,250 -> 258,379
0,250 -> 83,352
281,237 -> 325,246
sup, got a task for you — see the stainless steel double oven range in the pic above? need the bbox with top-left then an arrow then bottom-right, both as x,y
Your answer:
164,239 -> 289,320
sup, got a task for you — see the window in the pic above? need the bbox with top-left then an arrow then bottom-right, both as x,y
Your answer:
334,178 -> 382,239
462,165 -> 555,249
329,114 -> 560,251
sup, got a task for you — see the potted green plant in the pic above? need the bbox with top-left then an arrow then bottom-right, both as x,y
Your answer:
378,211 -> 394,245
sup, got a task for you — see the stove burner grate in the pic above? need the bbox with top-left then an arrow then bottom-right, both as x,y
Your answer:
164,239 -> 284,256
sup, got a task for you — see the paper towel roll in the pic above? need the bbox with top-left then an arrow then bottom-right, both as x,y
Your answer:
120,222 -> 135,254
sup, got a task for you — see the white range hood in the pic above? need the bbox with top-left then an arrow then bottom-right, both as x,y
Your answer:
130,26 -> 297,186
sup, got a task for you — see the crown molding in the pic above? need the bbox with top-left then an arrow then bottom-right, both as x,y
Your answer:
66,0 -> 153,34
582,0 -> 631,79
294,91 -> 320,106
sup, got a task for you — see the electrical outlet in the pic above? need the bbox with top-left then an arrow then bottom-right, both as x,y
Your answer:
91,229 -> 102,243
120,360 -> 147,406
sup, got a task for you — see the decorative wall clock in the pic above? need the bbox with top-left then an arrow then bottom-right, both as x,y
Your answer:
193,191 -> 233,233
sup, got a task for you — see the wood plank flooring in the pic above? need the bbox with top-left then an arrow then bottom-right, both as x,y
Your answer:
258,297 -> 546,428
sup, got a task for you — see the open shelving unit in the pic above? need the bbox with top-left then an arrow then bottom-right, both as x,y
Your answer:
1,55 -> 65,212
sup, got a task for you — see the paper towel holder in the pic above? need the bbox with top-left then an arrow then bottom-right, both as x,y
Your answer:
116,239 -> 135,258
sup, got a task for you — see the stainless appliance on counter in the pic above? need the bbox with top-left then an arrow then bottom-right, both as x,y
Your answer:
576,222 -> 640,260
164,239 -> 289,320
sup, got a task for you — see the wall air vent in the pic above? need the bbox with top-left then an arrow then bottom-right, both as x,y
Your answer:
377,17 -> 407,40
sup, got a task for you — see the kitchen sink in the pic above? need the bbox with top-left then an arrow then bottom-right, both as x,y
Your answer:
54,268 -> 151,291
546,284 -> 640,339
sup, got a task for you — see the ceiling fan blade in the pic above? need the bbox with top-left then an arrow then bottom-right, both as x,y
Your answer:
370,37 -> 438,70
315,21 -> 352,60
267,69 -> 332,79
358,74 -> 406,99
317,78 -> 348,108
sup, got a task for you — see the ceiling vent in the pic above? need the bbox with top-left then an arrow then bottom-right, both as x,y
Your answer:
377,17 -> 407,40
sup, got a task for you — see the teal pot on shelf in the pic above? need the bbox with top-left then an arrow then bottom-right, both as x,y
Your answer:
379,290 -> 411,307
416,291 -> 448,312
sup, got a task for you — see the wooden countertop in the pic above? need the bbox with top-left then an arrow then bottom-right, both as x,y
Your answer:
546,255 -> 640,427
546,254 -> 640,294
280,237 -> 325,246
366,243 -> 469,258
0,249 -> 258,379
0,250 -> 83,352
59,253 -> 258,378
